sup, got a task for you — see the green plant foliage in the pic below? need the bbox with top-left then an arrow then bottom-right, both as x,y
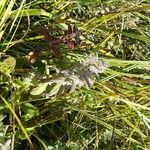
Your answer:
0,56 -> 16,76
30,82 -> 49,96
21,103 -> 38,121
0,0 -> 150,150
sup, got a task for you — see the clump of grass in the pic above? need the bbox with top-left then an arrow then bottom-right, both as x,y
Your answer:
0,0 -> 150,150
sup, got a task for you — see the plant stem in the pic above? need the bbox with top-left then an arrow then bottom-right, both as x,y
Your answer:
8,75 -> 16,150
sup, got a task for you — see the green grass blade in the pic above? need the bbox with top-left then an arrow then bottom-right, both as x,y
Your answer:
0,96 -> 34,149
10,9 -> 52,18
120,31 -> 150,43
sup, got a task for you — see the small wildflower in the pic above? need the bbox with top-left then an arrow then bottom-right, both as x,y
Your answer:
31,53 -> 108,96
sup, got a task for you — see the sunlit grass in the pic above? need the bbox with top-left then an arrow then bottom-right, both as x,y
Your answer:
0,0 -> 150,149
